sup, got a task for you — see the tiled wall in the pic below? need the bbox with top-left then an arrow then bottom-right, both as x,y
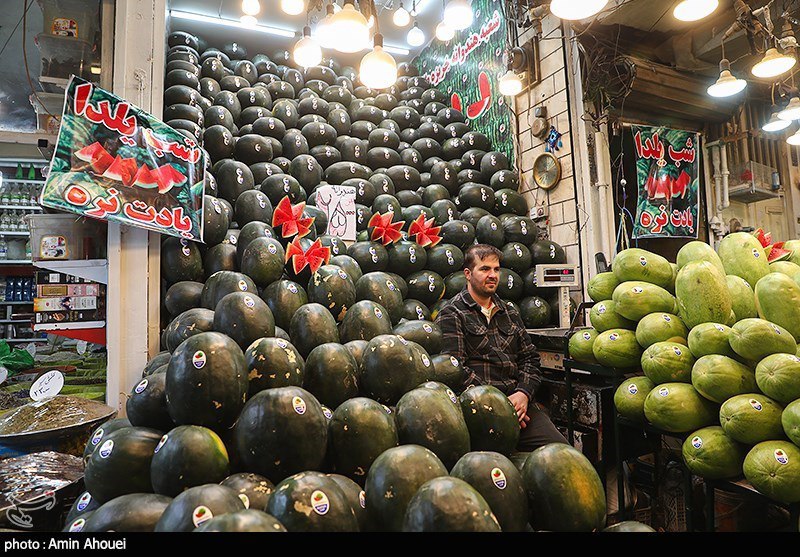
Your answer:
514,14 -> 581,269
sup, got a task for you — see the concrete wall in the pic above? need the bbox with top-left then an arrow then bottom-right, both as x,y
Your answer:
513,15 -> 581,269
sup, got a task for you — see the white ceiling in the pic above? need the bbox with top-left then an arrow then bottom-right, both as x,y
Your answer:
167,0 -> 446,63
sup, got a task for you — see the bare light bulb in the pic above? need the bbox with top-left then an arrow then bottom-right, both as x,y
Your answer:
407,21 -> 425,47
673,0 -> 718,22
294,26 -> 322,68
436,21 -> 454,41
393,2 -> 411,27
281,0 -> 305,16
550,0 -> 607,20
242,0 -> 261,16
445,0 -> 473,30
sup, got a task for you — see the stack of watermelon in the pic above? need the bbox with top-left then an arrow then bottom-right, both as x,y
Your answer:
60,33 -> 626,533
572,233 -> 800,506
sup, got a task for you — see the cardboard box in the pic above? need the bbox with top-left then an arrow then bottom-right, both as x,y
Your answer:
35,296 -> 97,312
37,283 -> 101,298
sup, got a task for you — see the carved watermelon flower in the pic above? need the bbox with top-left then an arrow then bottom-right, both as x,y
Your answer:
285,237 -> 331,275
272,196 -> 314,239
368,211 -> 404,246
753,228 -> 793,262
408,214 -> 442,247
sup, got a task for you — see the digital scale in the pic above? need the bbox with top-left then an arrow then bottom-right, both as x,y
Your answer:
524,264 -> 580,372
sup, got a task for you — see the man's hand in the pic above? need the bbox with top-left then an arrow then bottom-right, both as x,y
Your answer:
508,391 -> 530,427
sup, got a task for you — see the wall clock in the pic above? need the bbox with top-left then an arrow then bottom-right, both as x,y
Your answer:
532,152 -> 562,190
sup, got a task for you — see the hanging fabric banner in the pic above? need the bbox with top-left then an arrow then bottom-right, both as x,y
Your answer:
414,0 -> 514,164
631,125 -> 700,239
41,76 -> 205,241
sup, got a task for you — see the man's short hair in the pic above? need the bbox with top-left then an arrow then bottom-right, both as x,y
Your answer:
464,244 -> 502,270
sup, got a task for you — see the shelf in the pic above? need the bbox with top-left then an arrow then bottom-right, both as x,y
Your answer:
3,338 -> 47,343
32,259 -> 108,285
0,232 -> 29,237
0,320 -> 29,324
0,179 -> 44,185
39,76 -> 70,89
0,260 -> 32,265
0,206 -> 42,211
34,321 -> 105,332
0,301 -> 33,305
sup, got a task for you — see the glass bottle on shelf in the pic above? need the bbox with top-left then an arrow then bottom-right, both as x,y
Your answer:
0,236 -> 8,260
7,211 -> 18,232
17,211 -> 26,231
1,184 -> 11,205
28,187 -> 37,206
0,278 -> 6,302
0,211 -> 10,231
11,185 -> 22,206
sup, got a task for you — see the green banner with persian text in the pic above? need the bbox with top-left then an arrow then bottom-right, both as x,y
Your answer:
413,0 -> 514,164
632,125 -> 700,239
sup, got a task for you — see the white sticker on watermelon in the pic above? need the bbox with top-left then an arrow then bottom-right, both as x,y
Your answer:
134,379 -> 148,394
627,384 -> 638,395
662,314 -> 671,322
311,490 -> 330,515
193,351 -> 206,369
154,434 -> 168,453
658,387 -> 669,397
450,356 -> 459,367
775,449 -> 789,465
322,406 -> 333,420
98,440 -> 114,459
192,506 -> 213,527
490,467 -> 507,490
446,389 -> 457,403
292,396 -> 307,415
582,332 -> 592,340
238,280 -> 248,291
597,304 -> 606,314
608,333 -> 619,341
239,494 -> 250,509
691,436 -> 703,449
749,399 -> 763,411
714,324 -> 726,332
359,490 -> 366,509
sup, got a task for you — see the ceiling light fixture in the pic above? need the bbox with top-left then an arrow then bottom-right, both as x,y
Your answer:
169,10 -> 295,37
787,128 -> 800,145
763,112 -> 792,132
435,21 -> 454,41
407,20 -> 425,47
393,1 -> 411,26
499,69 -> 523,96
294,25 -> 322,68
707,59 -> 747,97
549,0 -> 607,21
673,0 -> 718,22
360,33 -> 398,89
281,0 -> 305,16
752,48 -> 797,79
242,0 -> 261,16
444,0 -> 473,30
329,1 -> 370,53
779,96 -> 800,121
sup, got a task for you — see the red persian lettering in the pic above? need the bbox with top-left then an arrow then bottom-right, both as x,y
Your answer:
634,131 -> 665,161
73,82 -> 137,136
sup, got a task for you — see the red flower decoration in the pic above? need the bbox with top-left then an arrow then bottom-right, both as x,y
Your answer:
368,211 -> 404,246
408,214 -> 442,247
272,196 -> 314,239
285,238 -> 331,275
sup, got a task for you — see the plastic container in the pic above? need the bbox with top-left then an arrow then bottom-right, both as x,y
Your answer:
29,92 -> 65,134
35,34 -> 94,81
37,0 -> 99,41
25,213 -> 107,261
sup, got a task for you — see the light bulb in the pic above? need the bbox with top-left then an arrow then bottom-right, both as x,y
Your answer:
408,21 -> 425,47
393,3 -> 411,27
360,35 -> 398,89
281,0 -> 305,16
499,70 -> 523,96
779,97 -> 800,121
673,0 -> 718,22
329,2 -> 370,53
763,112 -> 792,132
550,0 -> 607,20
367,14 -> 375,29
294,26 -> 322,68
444,0 -> 473,30
752,48 -> 797,79
706,60 -> 746,98
436,21 -> 454,41
787,129 -> 800,145
317,5 -> 336,48
242,0 -> 261,16
240,14 -> 257,27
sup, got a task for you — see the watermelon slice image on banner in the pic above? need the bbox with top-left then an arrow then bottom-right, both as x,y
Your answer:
73,142 -> 114,175
155,164 -> 188,194
102,155 -> 139,187
451,92 -> 463,113
466,72 -> 492,120
133,165 -> 159,189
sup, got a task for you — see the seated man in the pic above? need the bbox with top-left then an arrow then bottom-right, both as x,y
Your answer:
435,244 -> 567,451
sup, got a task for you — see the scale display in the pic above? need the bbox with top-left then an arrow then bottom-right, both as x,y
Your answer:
535,264 -> 580,287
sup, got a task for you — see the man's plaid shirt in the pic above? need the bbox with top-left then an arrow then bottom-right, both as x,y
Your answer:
435,288 -> 542,399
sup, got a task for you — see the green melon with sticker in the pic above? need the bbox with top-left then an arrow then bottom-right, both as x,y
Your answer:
587,272 -> 620,302
718,232 -> 771,291
307,265 -> 357,322
681,426 -> 747,480
150,425 -> 230,497
675,261 -> 732,329
458,385 -> 520,455
643,383 -> 718,433
612,248 -> 673,290
589,300 -> 636,333
193,509 -> 287,532
612,281 -> 677,322
402,476 -> 501,532
687,323 -> 737,359
431,354 -> 466,390
360,334 -> 430,404
303,343 -> 359,410
770,261 -> 800,282
726,275 -> 758,320
569,329 -> 599,364
743,441 -> 800,503
450,451 -> 529,532
155,484 -> 246,532
592,329 -> 643,369
614,376 -> 655,423
355,272 -> 404,325
641,342 -> 694,384
266,471 -> 359,532
676,241 -> 726,275
729,318 -> 797,362
720,394 -> 785,445
691,355 -> 757,403
754,272 -> 800,342
755,353 -> 800,404
635,312 -> 688,348
392,320 -> 442,355
782,399 -> 800,446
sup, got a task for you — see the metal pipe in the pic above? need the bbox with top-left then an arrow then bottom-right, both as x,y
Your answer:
594,130 -> 612,261
710,142 -> 723,214
720,142 -> 731,210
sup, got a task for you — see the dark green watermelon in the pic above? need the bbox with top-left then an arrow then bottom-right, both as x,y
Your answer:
531,239 -> 567,265
327,474 -> 368,531
261,280 -> 308,331
493,189 -> 527,217
444,272 -> 467,299
244,337 -> 304,396
126,373 -> 173,431
401,299 -> 432,321
194,509 -> 286,532
402,477 -> 501,532
235,220 -> 276,265
475,215 -> 505,248
212,292 -> 275,350
165,281 -> 204,316
220,473 -> 275,512
303,343 -> 359,409
239,237 -> 285,287
355,272 -> 404,325
459,386 -> 521,454
200,271 -> 257,309
344,340 -> 369,368
151,425 -> 230,497
203,243 -> 237,278
360,334 -> 430,404
164,308 -> 215,352
519,296 -> 552,329
347,241 -> 389,273
155,484 -> 245,532
338,300 -> 393,343
502,216 -> 535,244
440,220 -> 475,250
165,331 -> 248,431
65,491 -> 100,525
387,241 -> 427,277
330,254 -> 362,284
233,387 -> 328,482
495,268 -> 524,301
431,354 -> 466,390
392,320 -> 442,355
288,302 -> 340,357
162,237 -> 203,284
405,270 -> 445,308
83,418 -> 132,465
328,397 -> 399,484
79,493 -> 173,533
501,243 -> 532,275
266,471 -> 358,532
307,265 -> 357,322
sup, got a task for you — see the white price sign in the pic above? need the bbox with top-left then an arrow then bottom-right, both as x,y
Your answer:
316,185 -> 357,241
30,370 -> 64,401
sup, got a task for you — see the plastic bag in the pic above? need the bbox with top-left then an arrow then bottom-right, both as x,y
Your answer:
0,340 -> 35,373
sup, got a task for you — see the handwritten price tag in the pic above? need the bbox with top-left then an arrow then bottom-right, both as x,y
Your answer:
76,341 -> 88,355
30,370 -> 64,402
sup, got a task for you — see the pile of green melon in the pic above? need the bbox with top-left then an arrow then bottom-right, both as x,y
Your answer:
60,32 -> 618,533
570,234 -> 800,505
